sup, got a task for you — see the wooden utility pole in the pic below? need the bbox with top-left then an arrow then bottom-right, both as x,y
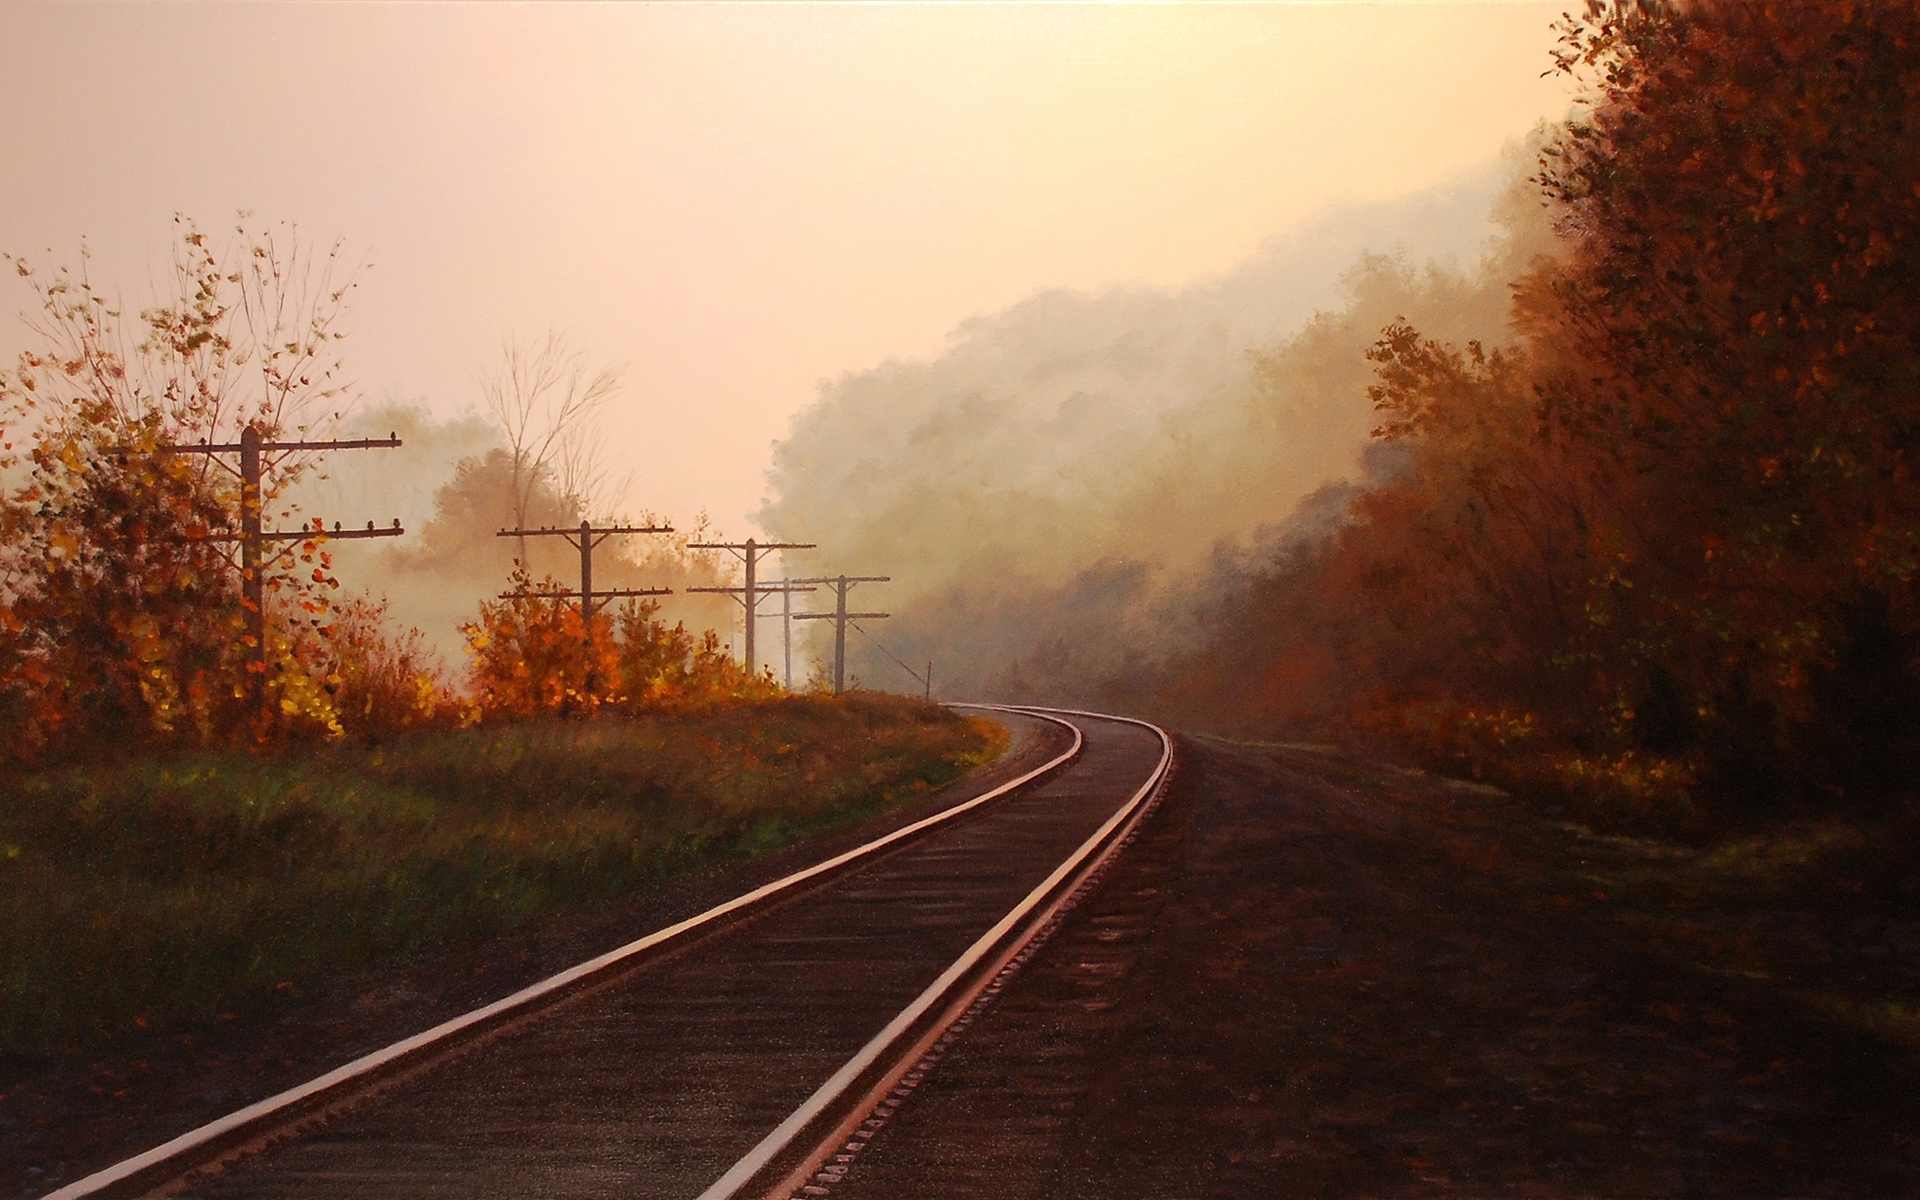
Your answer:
494,520 -> 675,697
494,520 -> 676,622
791,574 -> 889,694
685,579 -> 817,689
684,538 -> 816,674
171,425 -> 405,706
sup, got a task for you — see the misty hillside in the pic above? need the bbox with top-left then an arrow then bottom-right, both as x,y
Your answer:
760,150 -> 1554,700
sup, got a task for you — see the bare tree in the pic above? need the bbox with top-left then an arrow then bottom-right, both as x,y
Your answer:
18,214 -> 363,491
554,421 -> 635,525
9,214 -> 365,582
477,330 -> 622,561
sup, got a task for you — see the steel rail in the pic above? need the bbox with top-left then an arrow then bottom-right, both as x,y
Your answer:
759,704 -> 1175,1200
43,711 -> 1084,1200
697,705 -> 1175,1200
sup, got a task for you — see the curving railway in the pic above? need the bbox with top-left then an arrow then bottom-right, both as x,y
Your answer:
50,706 -> 1173,1200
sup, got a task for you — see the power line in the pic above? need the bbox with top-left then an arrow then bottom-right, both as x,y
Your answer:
849,620 -> 933,702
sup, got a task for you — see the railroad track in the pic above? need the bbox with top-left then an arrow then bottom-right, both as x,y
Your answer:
48,706 -> 1173,1200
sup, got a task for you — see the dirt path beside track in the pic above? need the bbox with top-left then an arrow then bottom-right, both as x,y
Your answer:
836,734 -> 1920,1199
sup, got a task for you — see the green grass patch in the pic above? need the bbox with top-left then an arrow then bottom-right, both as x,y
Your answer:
0,693 -> 1004,1059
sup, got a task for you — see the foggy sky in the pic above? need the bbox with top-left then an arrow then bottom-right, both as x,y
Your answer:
0,2 -> 1575,536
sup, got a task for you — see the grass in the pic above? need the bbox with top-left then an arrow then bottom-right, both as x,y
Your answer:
0,693 -> 1004,1060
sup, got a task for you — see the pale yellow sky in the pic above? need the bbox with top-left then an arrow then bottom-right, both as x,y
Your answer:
0,1 -> 1575,530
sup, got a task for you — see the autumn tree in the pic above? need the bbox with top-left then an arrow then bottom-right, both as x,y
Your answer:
0,216 -> 372,755
1523,0 -> 1920,804
1355,327 -> 1597,722
1162,1 -> 1920,824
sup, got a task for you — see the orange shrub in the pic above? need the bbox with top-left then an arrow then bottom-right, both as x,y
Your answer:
0,218 -> 372,760
462,571 -> 622,719
308,595 -> 454,737
463,581 -> 779,721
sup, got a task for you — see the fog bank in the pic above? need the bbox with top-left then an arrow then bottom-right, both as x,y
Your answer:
760,153 -> 1553,699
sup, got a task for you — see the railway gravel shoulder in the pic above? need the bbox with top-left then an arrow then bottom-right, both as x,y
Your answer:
825,734 -> 1920,1199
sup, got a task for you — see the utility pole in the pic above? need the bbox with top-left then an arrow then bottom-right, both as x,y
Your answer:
791,575 -> 889,694
685,579 -> 817,689
494,520 -> 675,696
170,425 -> 405,708
494,519 -> 676,623
786,584 -> 799,690
684,537 -> 816,674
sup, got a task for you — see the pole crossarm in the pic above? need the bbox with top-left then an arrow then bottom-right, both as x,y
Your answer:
493,520 -> 676,625
686,540 -> 816,557
277,520 -> 404,541
793,612 -> 890,620
179,521 -> 405,545
498,586 -> 674,610
168,435 -> 405,455
685,582 -> 817,611
497,523 -> 673,552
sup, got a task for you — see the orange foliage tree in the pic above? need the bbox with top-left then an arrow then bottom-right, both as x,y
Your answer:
1523,0 -> 1920,803
462,572 -> 623,718
1170,1 -> 1920,823
0,217 -> 440,756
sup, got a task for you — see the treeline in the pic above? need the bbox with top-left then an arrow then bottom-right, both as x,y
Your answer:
0,221 -> 769,763
1161,1 -> 1920,829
